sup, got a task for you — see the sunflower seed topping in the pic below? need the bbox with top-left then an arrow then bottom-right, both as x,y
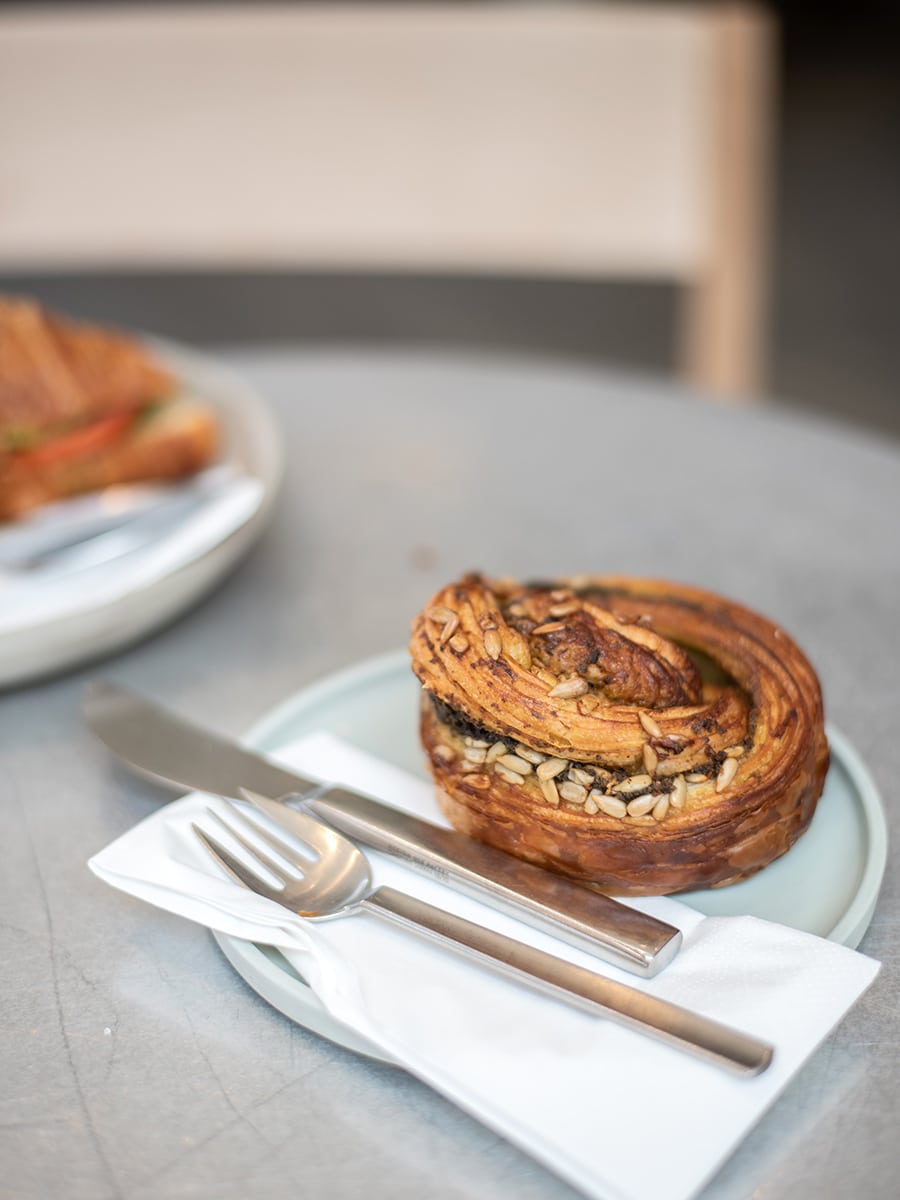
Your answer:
483,628 -> 503,660
638,711 -> 663,738
686,772 -> 708,784
463,746 -> 488,764
584,795 -> 599,815
548,677 -> 589,700
567,767 -> 594,787
532,621 -> 566,636
725,745 -> 746,759
612,773 -> 653,795
549,600 -> 580,618
652,794 -> 670,821
716,757 -> 739,792
515,744 -> 546,765
642,743 -> 659,776
497,753 -> 533,776
439,613 -> 460,643
558,781 -> 588,805
663,733 -> 689,747
433,744 -> 455,763
427,605 -> 456,626
597,793 -> 628,818
495,764 -> 525,786
626,793 -> 656,817
485,741 -> 508,764
670,775 -> 687,808
540,777 -> 561,806
448,633 -> 469,653
536,757 -> 568,780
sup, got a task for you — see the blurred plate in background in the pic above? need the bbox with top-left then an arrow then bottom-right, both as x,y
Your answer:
0,339 -> 283,688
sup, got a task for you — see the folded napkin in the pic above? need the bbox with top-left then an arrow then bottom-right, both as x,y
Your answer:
90,733 -> 879,1200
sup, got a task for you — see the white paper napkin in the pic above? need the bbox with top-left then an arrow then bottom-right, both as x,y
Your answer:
89,733 -> 880,1200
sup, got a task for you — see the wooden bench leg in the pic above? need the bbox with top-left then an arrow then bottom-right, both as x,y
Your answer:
678,2 -> 777,402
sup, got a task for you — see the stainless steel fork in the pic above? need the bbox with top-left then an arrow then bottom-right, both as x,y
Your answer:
193,791 -> 773,1076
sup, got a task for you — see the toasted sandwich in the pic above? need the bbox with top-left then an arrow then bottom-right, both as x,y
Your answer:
0,296 -> 218,520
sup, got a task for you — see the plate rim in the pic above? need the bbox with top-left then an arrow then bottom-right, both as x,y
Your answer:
214,647 -> 888,1054
814,723 -> 888,946
0,337 -> 284,687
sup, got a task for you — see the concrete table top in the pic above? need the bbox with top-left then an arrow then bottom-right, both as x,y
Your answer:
3,347 -> 897,1200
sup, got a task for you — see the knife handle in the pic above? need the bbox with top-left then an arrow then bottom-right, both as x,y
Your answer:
304,786 -> 682,978
364,886 -> 772,1076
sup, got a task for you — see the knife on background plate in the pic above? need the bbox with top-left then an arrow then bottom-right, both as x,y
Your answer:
83,680 -> 682,978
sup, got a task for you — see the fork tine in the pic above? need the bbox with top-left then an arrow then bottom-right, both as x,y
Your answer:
239,789 -> 324,854
215,798 -> 311,878
204,802 -> 300,887
192,821 -> 282,901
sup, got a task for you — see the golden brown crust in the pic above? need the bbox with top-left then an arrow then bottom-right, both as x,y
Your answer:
0,401 -> 218,520
0,294 -> 175,434
409,573 -> 829,895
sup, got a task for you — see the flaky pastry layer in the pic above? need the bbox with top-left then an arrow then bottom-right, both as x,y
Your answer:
409,574 -> 829,895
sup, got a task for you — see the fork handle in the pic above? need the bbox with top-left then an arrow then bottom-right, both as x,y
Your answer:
363,886 -> 772,1076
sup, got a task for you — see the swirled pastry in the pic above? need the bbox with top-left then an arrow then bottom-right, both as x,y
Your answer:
409,574 -> 829,895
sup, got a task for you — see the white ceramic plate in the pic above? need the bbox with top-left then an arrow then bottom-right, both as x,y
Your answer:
213,650 -> 888,1062
0,340 -> 283,688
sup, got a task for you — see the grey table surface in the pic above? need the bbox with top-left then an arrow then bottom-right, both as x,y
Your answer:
3,346 -> 898,1200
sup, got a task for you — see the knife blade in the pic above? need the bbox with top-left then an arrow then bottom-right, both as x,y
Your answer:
83,679 -> 683,977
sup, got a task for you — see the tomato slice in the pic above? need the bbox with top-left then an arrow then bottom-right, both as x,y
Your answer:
14,410 -> 136,470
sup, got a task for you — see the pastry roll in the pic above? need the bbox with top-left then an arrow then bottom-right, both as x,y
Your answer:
409,574 -> 829,895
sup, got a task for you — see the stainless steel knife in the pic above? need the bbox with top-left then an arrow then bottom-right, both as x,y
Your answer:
83,679 -> 683,977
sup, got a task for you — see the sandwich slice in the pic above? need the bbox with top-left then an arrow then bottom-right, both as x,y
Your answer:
0,296 -> 218,520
